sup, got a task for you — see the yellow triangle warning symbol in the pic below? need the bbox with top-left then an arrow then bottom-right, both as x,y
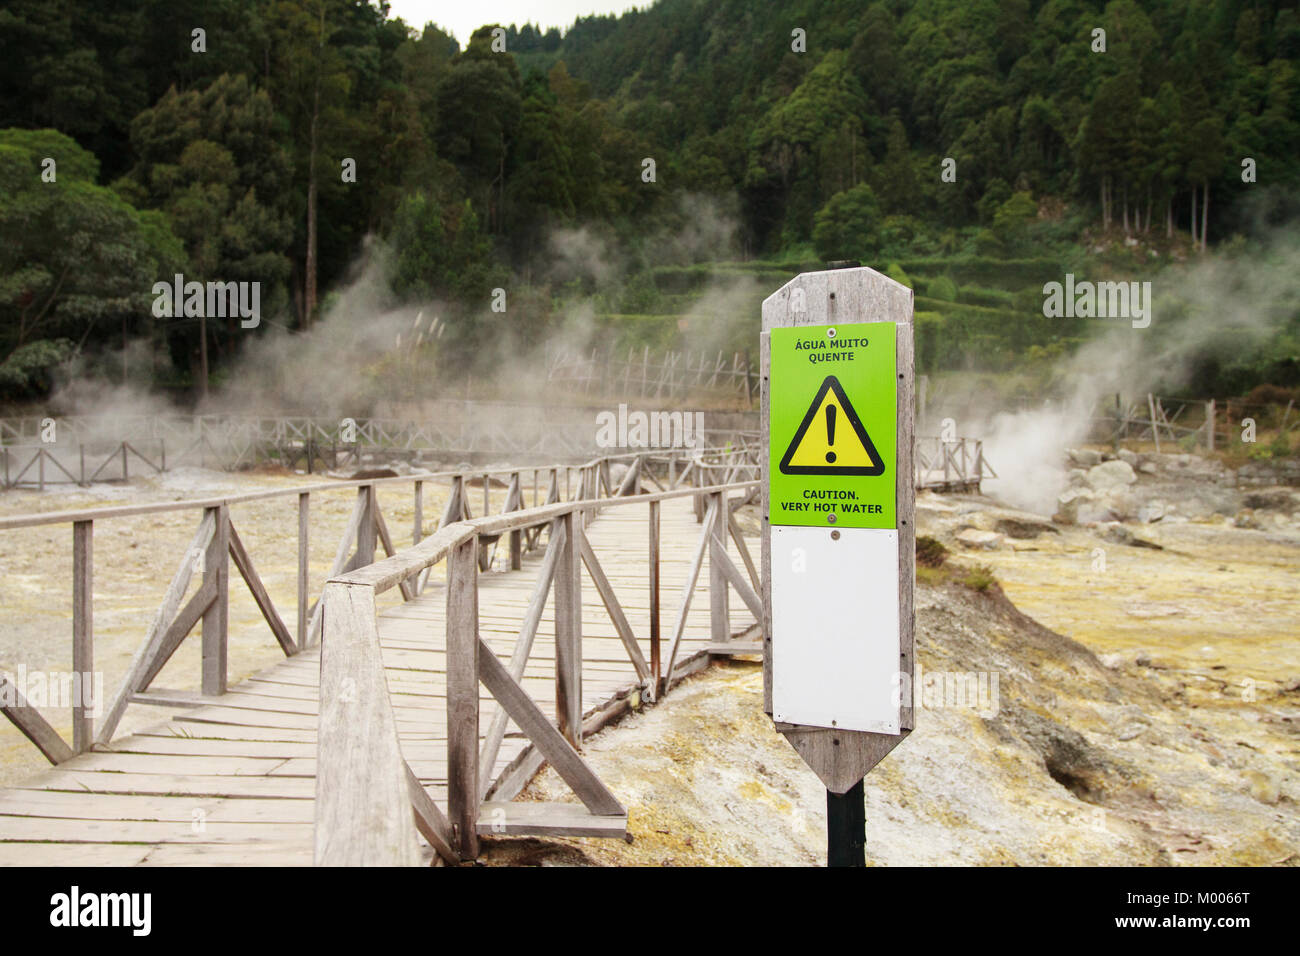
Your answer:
779,375 -> 885,476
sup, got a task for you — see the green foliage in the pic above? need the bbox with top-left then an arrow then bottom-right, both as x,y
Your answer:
962,565 -> 997,593
992,192 -> 1038,249
926,274 -> 958,302
886,262 -> 913,289
811,184 -> 880,261
0,338 -> 74,394
0,128 -> 186,395
915,535 -> 948,568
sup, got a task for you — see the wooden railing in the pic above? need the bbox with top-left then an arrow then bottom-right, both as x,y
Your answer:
314,463 -> 763,866
0,446 -> 754,765
913,437 -> 997,491
0,412 -> 762,473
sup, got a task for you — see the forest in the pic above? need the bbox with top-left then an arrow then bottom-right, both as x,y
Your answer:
1,0 -> 1298,405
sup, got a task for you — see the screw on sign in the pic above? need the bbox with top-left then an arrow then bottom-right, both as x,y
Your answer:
760,265 -> 915,867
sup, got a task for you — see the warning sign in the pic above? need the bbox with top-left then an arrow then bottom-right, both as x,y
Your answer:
768,323 -> 896,530
779,375 -> 884,476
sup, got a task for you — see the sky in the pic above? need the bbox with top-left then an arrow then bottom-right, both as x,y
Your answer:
384,1 -> 648,46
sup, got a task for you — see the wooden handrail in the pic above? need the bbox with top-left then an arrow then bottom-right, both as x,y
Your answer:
314,459 -> 760,866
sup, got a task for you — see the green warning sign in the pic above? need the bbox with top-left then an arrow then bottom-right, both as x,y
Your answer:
769,323 -> 896,529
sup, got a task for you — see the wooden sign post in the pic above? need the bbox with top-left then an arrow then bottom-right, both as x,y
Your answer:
760,266 -> 915,866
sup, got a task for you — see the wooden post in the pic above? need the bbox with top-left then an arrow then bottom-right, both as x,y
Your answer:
1205,399 -> 1216,452
761,265 -> 916,805
709,491 -> 730,646
509,472 -> 522,570
649,499 -> 662,698
200,505 -> 230,696
413,480 -> 423,546
297,493 -> 310,648
692,458 -> 705,523
446,535 -> 481,860
72,520 -> 93,752
357,485 -> 377,568
1114,393 -> 1123,452
1148,393 -> 1161,453
553,511 -> 582,747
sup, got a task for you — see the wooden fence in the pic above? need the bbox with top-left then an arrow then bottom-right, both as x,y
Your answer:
1,441 -> 167,490
914,437 -> 996,492
315,461 -> 762,865
0,413 -> 761,476
546,346 -> 756,403
0,445 -> 758,768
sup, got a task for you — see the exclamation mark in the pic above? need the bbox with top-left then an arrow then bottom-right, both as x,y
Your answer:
825,404 -> 837,463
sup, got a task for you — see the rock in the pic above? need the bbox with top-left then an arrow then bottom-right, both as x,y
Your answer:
1085,459 -> 1137,491
1098,523 -> 1163,549
1117,448 -> 1138,466
1066,468 -> 1088,487
1242,489 -> 1297,513
1054,488 -> 1094,524
1136,500 -> 1166,523
1246,771 -> 1280,806
1096,488 -> 1137,521
955,529 -> 1004,550
993,515 -> 1059,539
1066,448 -> 1103,468
1116,724 -> 1144,741
1138,461 -> 1157,474
1233,510 -> 1261,530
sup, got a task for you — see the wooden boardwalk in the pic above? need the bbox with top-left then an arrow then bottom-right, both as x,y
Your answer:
0,495 -> 757,866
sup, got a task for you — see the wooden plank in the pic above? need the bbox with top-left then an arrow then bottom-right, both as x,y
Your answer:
445,536 -> 480,860
136,578 -> 217,690
664,497 -> 717,687
96,510 -> 215,745
707,641 -> 763,655
479,519 -> 562,796
201,505 -> 230,696
314,582 -> 420,866
649,499 -> 661,697
553,512 -> 582,746
709,491 -> 730,645
373,500 -> 415,602
0,674 -> 74,764
578,525 -> 650,683
709,530 -> 763,621
728,513 -> 761,593
228,519 -> 296,656
405,762 -> 458,864
72,519 -> 93,752
476,639 -> 622,816
298,492 -> 310,647
477,801 -> 627,839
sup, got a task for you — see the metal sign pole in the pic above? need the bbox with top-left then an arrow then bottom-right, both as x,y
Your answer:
826,779 -> 866,867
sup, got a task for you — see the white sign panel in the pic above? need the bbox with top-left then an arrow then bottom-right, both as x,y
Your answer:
770,524 -> 901,734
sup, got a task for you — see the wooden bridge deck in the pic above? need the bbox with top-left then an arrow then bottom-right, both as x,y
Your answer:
0,496 -> 756,866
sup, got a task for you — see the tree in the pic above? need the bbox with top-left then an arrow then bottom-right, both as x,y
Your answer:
116,74 -> 292,394
0,129 -> 185,394
811,184 -> 881,262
